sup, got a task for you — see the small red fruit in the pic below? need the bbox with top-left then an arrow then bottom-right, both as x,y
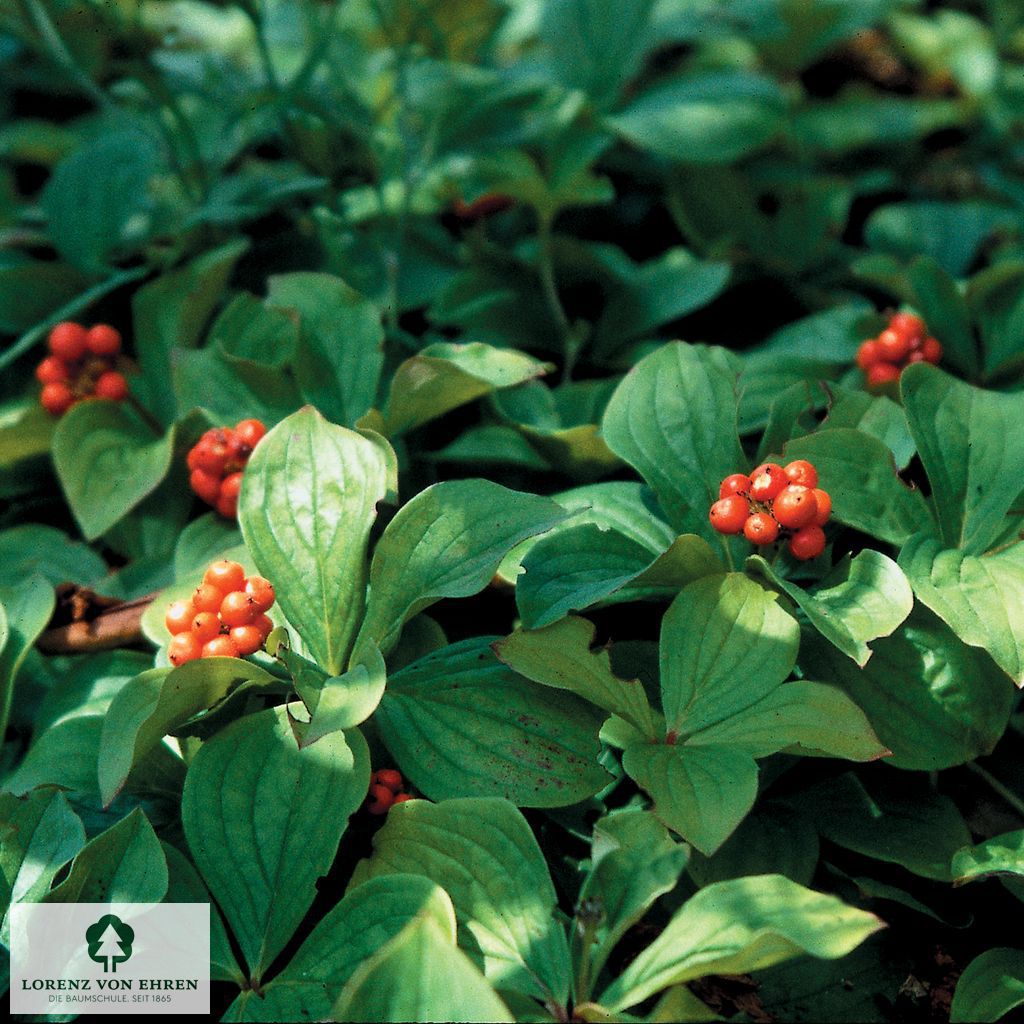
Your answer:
744,512 -> 779,545
366,784 -> 394,815
48,322 -> 88,361
192,583 -> 225,614
235,419 -> 267,448
719,473 -> 751,499
85,324 -> 121,356
220,590 -> 256,628
220,472 -> 243,502
252,613 -> 274,639
94,370 -> 128,401
229,625 -> 265,656
812,488 -> 832,526
749,463 -> 787,502
202,635 -> 240,659
165,600 -> 196,635
856,340 -> 879,370
888,312 -> 925,343
710,496 -> 750,535
373,769 -> 403,793
921,337 -> 942,364
783,460 -> 818,489
867,362 -> 900,387
215,493 -> 238,519
169,632 -> 202,666
876,328 -> 910,363
204,560 -> 246,594
36,356 -> 69,384
190,612 -> 222,644
40,382 -> 75,416
245,576 -> 275,612
392,794 -> 413,805
789,525 -> 826,561
190,469 -> 221,506
773,485 -> 819,529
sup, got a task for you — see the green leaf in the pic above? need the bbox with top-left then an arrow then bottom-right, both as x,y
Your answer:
42,128 -> 159,273
687,681 -> 889,761
622,742 -> 759,856
602,343 -> 744,547
0,524 -> 106,589
494,616 -> 659,740
350,797 -> 571,1002
173,513 -> 243,577
357,479 -> 569,656
377,638 -> 608,806
951,949 -> 1024,1023
381,342 -> 551,436
99,658 -> 277,806
660,574 -> 799,735
952,830 -> 1024,885
577,810 -> 690,988
53,403 -> 175,541
901,363 -> 1024,554
293,645 -> 387,746
239,407 -> 394,674
599,874 -> 883,1011
44,808 -> 168,903
799,772 -> 971,881
267,273 -> 384,427
181,704 -> 369,981
332,896 -> 514,1024
607,72 -> 785,164
899,534 -> 1024,686
907,257 -> 977,377
0,575 -> 55,744
748,551 -> 913,666
821,389 -> 916,470
0,790 -> 84,937
782,428 -> 931,545
226,875 -> 454,1021
133,239 -> 248,426
800,606 -> 1014,770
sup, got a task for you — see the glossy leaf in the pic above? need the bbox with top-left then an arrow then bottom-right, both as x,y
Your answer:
950,949 -> 1024,1023
952,830 -> 1024,885
0,575 -> 55,743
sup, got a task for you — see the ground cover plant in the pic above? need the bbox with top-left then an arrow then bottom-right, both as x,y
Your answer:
2,0 -> 1024,1021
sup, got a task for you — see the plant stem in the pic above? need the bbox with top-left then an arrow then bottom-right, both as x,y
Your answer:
967,761 -> 1024,820
536,215 -> 576,379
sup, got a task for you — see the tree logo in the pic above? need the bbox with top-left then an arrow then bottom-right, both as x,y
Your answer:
85,914 -> 135,973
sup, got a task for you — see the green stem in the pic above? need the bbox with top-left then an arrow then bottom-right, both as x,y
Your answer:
0,266 -> 149,374
572,899 -> 603,1005
967,761 -> 1024,820
537,215 -> 575,379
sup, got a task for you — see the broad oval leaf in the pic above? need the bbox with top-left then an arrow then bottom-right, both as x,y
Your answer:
239,407 -> 395,674
951,949 -> 1024,1024
377,638 -> 608,806
181,704 -> 369,981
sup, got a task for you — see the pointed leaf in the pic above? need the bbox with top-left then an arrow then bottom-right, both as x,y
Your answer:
0,575 -> 54,741
951,949 -> 1024,1024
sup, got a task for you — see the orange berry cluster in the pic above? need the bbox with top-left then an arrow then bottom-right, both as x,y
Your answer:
366,768 -> 413,815
186,419 -> 267,519
165,560 -> 275,665
709,460 -> 832,561
36,322 -> 129,416
857,312 -> 942,387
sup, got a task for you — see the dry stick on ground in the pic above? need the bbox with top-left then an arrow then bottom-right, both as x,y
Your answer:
36,590 -> 156,654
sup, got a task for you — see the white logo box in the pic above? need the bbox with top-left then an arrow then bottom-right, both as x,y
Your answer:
10,903 -> 210,1015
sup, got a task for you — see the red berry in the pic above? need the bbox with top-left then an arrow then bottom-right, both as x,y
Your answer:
856,340 -> 880,370
235,419 -> 266,448
165,599 -> 196,636
94,371 -> 128,401
749,463 -> 787,502
719,473 -> 751,499
193,583 -> 225,614
888,312 -> 925,344
789,525 -> 826,561
190,469 -> 221,506
48,322 -> 88,361
202,635 -> 240,659
812,488 -> 832,526
366,784 -> 394,815
191,433 -> 230,475
773,485 -> 819,529
921,337 -> 942,364
783,460 -> 818,489
229,624 -> 265,656
36,356 -> 70,384
392,793 -> 413,805
205,560 -> 246,594
220,590 -> 256,628
85,324 -> 121,356
867,362 -> 901,387
245,576 -> 275,612
169,632 -> 202,666
744,512 -> 779,546
214,492 -> 238,519
40,382 -> 75,416
373,769 -> 403,793
190,612 -> 222,644
876,328 -> 910,363
710,496 -> 750,535
252,613 -> 274,639
220,471 -> 243,502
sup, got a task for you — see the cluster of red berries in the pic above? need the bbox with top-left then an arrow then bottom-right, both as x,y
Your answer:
186,420 -> 267,519
709,459 -> 832,561
36,322 -> 129,416
366,768 -> 413,815
857,312 -> 942,387
165,560 -> 275,665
